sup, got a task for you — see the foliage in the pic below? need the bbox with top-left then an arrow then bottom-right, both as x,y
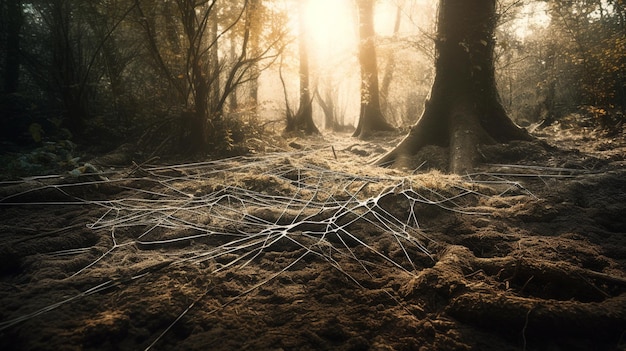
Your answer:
0,0 -> 291,156
495,0 -> 626,133
0,139 -> 79,180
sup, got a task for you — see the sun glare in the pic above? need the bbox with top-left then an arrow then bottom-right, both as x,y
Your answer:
299,0 -> 404,62
287,0 -> 419,128
302,0 -> 356,58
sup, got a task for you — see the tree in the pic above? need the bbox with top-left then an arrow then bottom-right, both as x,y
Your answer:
379,0 -> 403,116
25,0 -> 91,136
2,0 -> 23,94
497,0 -> 626,130
376,0 -> 531,174
0,0 -> 24,143
284,0 -> 319,135
314,85 -> 339,131
352,0 -> 395,139
136,0 -> 288,152
546,0 -> 626,120
246,0 -> 262,112
41,0 -> 135,137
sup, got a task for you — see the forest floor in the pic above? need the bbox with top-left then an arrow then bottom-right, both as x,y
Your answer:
1,116 -> 626,351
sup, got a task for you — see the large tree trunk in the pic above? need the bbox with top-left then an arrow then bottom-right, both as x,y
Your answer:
352,0 -> 395,139
376,0 -> 531,173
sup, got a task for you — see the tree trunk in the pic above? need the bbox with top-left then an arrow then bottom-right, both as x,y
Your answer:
247,0 -> 261,112
285,0 -> 319,135
3,0 -> 23,94
229,30 -> 239,112
376,0 -> 531,174
51,0 -> 87,136
179,1 -> 210,153
209,12 -> 220,113
379,1 -> 403,117
314,86 -> 339,131
353,0 -> 395,139
536,8 -> 560,127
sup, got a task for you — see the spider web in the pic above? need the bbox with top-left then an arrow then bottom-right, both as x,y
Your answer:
0,151 -> 529,349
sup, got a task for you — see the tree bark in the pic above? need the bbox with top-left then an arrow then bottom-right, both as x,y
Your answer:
376,0 -> 531,173
352,0 -> 395,139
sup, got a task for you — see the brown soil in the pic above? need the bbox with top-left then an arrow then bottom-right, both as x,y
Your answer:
1,123 -> 626,351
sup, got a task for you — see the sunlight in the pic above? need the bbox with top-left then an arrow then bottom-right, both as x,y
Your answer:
511,2 -> 550,39
374,1 -> 401,36
302,0 -> 356,59
300,0 -> 402,58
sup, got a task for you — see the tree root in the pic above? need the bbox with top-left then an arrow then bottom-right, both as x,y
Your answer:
448,292 -> 626,339
401,245 -> 626,345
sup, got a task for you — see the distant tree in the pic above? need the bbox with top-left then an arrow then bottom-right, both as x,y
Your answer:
377,0 -> 531,173
285,0 -> 319,135
548,0 -> 626,119
379,0 -> 403,116
314,85 -> 338,131
353,0 -> 395,139
499,0 -> 626,129
247,0 -> 262,112
534,5 -> 558,125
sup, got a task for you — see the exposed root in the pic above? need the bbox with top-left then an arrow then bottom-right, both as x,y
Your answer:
402,245 -> 626,346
